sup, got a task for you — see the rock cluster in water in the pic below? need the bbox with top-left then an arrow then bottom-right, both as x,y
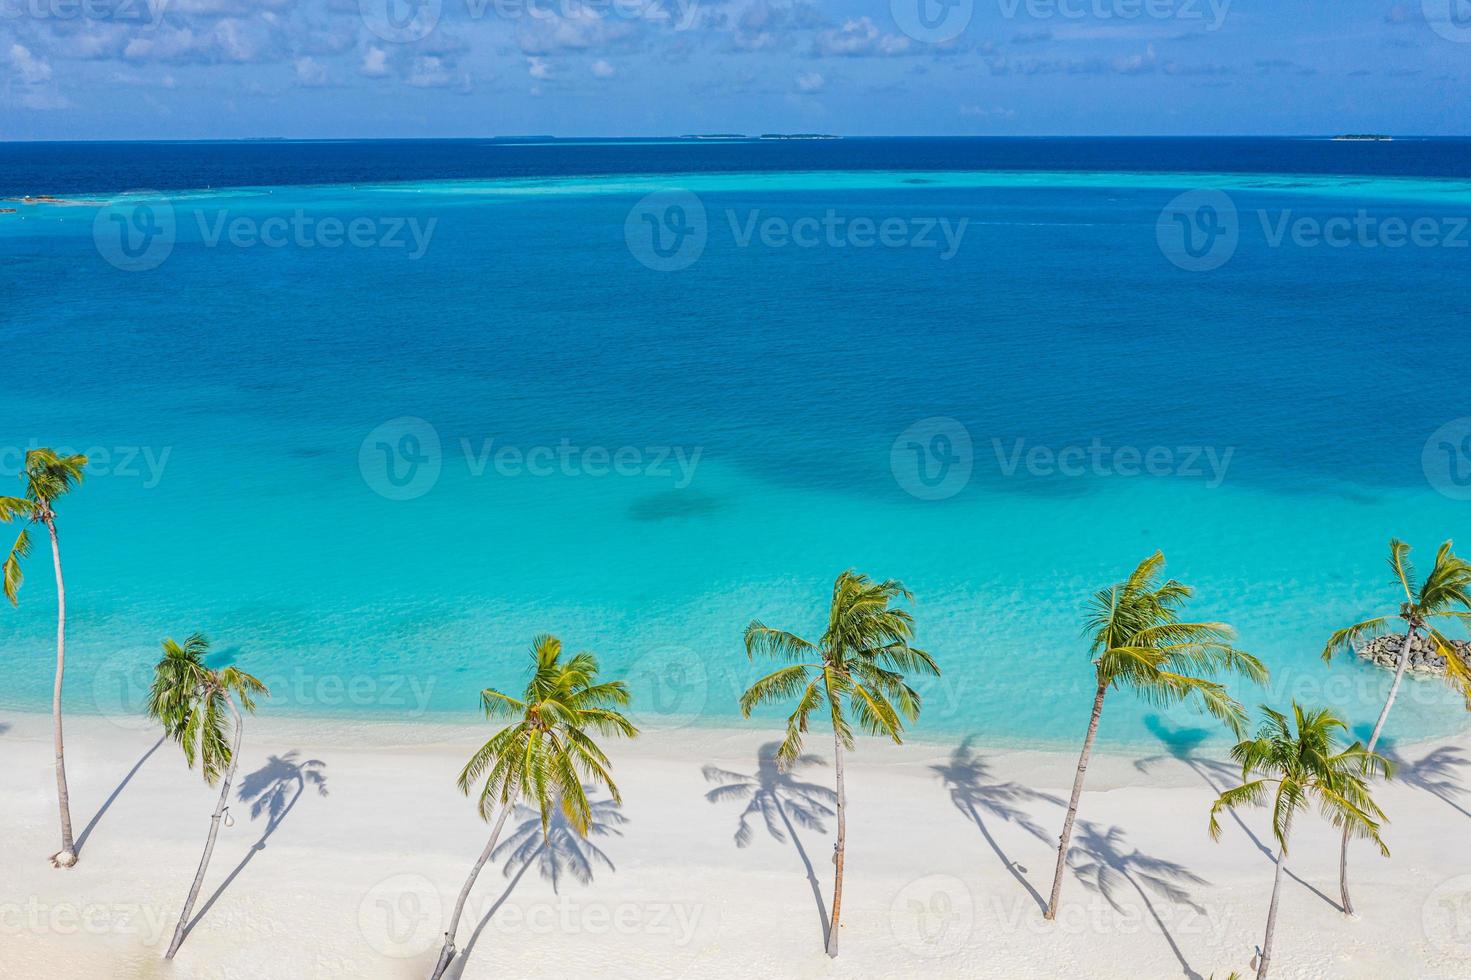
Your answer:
1359,632 -> 1471,675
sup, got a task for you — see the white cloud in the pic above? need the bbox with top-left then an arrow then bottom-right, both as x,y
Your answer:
9,44 -> 53,85
795,70 -> 824,92
361,47 -> 390,78
813,17 -> 911,57
517,8 -> 634,54
294,56 -> 328,86
527,56 -> 553,80
591,59 -> 615,78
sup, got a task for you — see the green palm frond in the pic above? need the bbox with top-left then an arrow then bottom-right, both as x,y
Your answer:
744,623 -> 818,662
2,525 -> 31,605
1419,541 -> 1471,612
1210,702 -> 1391,856
1089,554 -> 1264,733
21,449 -> 87,504
739,570 -> 938,769
147,633 -> 269,786
458,634 -> 640,836
1322,616 -> 1393,663
739,665 -> 812,716
1387,538 -> 1415,603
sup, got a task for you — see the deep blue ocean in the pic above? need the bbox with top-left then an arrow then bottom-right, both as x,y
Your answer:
2,137 -> 1470,750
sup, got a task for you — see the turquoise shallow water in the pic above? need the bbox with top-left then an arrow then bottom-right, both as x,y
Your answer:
3,160 -> 1470,751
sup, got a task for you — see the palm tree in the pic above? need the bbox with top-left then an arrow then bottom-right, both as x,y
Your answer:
429,634 -> 638,980
2,447 -> 87,868
1045,552 -> 1267,920
740,569 -> 939,957
1322,538 -> 1471,914
146,633 -> 268,959
1209,704 -> 1391,979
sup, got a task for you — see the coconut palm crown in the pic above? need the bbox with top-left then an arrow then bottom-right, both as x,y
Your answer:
1086,552 -> 1268,731
740,569 -> 939,767
1322,539 -> 1471,701
456,634 -> 638,835
147,633 -> 267,784
1,448 -> 86,604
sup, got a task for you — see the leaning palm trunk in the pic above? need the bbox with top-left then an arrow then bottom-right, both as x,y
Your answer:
429,804 -> 513,980
165,694 -> 243,959
1337,627 -> 1414,916
46,514 -> 76,868
1258,834 -> 1289,979
1046,680 -> 1108,919
826,730 -> 847,957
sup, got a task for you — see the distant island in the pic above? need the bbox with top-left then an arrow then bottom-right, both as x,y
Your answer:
1332,134 -> 1393,141
683,134 -> 748,140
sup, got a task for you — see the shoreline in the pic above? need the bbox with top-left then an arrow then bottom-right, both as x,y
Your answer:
3,711 -> 1468,978
6,704 -> 1461,758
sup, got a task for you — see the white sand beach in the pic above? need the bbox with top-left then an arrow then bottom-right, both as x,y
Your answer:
2,711 -> 1469,980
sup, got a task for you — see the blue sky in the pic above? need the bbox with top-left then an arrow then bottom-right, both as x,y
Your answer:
0,0 -> 1467,138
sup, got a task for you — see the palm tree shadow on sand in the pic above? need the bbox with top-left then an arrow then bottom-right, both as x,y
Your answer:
446,791 -> 626,980
76,735 -> 166,855
701,742 -> 837,947
931,735 -> 1062,913
1352,726 -> 1471,821
182,751 -> 328,939
1069,821 -> 1209,980
1135,714 -> 1343,913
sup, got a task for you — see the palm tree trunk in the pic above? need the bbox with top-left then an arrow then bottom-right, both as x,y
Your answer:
1338,626 -> 1414,916
825,728 -> 846,958
45,516 -> 76,868
429,804 -> 513,980
1046,679 -> 1108,920
1258,835 -> 1289,980
165,693 -> 243,959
